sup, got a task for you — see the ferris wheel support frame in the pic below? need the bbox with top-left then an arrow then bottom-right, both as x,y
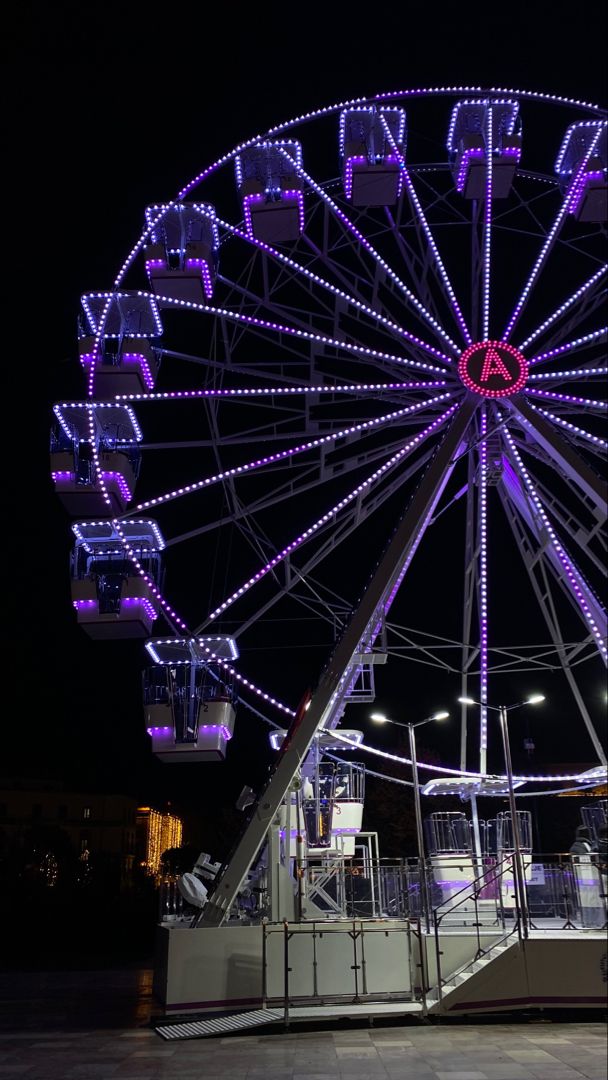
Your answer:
197,398 -> 477,927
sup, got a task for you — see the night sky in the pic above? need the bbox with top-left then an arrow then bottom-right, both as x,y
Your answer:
6,4 -> 607,851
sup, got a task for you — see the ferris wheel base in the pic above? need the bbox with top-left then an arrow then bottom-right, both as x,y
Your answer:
152,921 -> 607,1023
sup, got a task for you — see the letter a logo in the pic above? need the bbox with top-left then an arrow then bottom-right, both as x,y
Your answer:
480,345 -> 511,383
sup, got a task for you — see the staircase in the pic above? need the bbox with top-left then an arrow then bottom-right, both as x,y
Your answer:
426,939 -> 515,1014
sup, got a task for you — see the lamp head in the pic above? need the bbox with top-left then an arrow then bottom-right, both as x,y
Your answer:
526,694 -> 545,705
458,697 -> 477,706
432,711 -> 449,721
370,712 -> 389,724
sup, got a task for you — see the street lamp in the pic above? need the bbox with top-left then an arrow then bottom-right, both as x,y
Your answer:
458,694 -> 545,939
370,710 -> 449,931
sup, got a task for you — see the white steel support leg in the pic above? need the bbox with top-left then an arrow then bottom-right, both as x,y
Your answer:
197,399 -> 477,927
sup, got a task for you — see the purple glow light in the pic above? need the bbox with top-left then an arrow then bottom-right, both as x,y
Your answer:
524,403 -> 608,448
525,388 -> 607,409
482,110 -> 494,341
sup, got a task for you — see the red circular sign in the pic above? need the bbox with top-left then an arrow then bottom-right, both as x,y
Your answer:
458,340 -> 528,398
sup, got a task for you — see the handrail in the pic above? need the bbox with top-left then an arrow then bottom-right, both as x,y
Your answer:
431,857 -> 518,1002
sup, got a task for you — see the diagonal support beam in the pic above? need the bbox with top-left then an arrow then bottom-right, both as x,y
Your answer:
197,399 -> 476,927
508,395 -> 607,512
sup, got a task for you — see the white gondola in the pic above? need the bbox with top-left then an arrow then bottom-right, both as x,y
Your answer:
448,99 -> 522,199
79,291 -> 162,394
143,637 -> 239,762
50,402 -> 142,516
70,519 -> 164,638
555,120 -> 607,222
339,107 -> 406,206
144,202 -> 219,302
236,141 -> 304,243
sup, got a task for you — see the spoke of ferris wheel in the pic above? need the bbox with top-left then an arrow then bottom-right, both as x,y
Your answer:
525,388 -> 608,411
117,379 -> 448,405
215,216 -> 452,365
125,390 -> 454,516
199,404 -> 458,628
210,443 -> 438,641
503,127 -> 603,341
135,290 -> 447,378
165,435 -> 416,548
500,421 -> 607,662
477,406 -> 489,771
518,266 -> 607,351
527,365 -> 608,383
529,327 -> 608,366
508,396 -> 606,512
481,109 -> 493,341
523,403 -> 608,452
379,114 -> 472,346
274,147 -> 461,355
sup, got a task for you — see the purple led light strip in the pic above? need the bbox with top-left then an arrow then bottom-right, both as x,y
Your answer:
524,403 -> 608,449
129,392 -> 454,515
529,328 -> 608,366
525,388 -> 607,409
478,407 -> 489,764
214,214 -> 452,363
501,423 -> 607,660
527,366 -> 608,382
503,126 -> 603,341
74,597 -> 158,620
134,289 -> 447,377
273,146 -> 460,354
115,380 -> 448,404
518,267 -> 607,352
378,114 -> 472,345
567,170 -> 605,217
205,404 -> 458,623
331,731 -> 605,783
183,258 -> 214,298
482,109 -> 493,342
456,148 -> 484,192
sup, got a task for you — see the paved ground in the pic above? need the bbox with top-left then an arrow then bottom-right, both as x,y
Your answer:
0,966 -> 605,1080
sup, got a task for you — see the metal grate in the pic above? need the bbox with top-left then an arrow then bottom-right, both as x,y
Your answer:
156,1008 -> 283,1040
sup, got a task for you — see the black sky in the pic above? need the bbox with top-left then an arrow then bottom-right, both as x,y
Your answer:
5,3 -> 607,839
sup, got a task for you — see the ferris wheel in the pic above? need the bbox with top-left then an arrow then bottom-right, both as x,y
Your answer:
51,86 -> 607,786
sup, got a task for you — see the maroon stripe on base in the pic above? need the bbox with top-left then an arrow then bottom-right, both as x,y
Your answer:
448,995 -> 607,1011
165,996 -> 264,1011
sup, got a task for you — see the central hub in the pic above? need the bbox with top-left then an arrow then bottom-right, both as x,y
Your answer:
458,340 -> 528,398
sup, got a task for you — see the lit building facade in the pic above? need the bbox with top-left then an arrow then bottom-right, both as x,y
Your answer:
137,806 -> 183,877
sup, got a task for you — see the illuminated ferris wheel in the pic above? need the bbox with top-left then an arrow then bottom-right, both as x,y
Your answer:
51,86 -> 607,784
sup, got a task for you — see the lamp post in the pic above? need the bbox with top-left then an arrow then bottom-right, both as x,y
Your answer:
458,694 -> 545,940
370,710 -> 449,932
